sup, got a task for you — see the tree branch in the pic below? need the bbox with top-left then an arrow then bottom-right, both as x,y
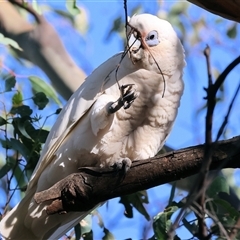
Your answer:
34,136 -> 240,215
188,0 -> 240,23
0,0 -> 86,100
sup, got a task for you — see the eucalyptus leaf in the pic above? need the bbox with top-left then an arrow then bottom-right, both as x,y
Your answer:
66,0 -> 80,15
74,223 -> 81,240
82,230 -> 93,240
55,108 -> 62,115
227,23 -> 237,39
13,164 -> 27,191
5,76 -> 16,92
0,157 -> 15,178
32,92 -> 49,110
153,206 -> 178,240
10,105 -> 33,117
29,76 -> 61,106
212,198 -> 239,219
7,138 -> 30,161
12,91 -> 23,106
80,215 -> 92,235
0,33 -> 23,50
206,176 -> 230,198
0,116 -> 7,126
120,191 -> 150,221
102,227 -> 115,240
15,118 -> 33,139
33,129 -> 49,143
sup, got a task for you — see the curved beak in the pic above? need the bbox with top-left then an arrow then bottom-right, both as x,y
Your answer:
128,34 -> 141,53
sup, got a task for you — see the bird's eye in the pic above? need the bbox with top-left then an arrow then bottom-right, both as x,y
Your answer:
149,34 -> 155,40
145,30 -> 159,47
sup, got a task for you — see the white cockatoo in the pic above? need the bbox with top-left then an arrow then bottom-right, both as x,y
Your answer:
0,13 -> 185,239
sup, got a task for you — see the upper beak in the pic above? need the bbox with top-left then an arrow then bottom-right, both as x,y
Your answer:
128,34 -> 141,53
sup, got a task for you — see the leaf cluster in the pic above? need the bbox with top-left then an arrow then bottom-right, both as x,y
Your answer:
0,73 -> 61,204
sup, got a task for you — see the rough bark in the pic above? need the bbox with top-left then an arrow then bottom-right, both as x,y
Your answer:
188,0 -> 240,22
34,136 -> 240,215
0,0 -> 86,100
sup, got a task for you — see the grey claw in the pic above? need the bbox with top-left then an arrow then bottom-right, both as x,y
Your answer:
111,158 -> 132,174
107,84 -> 139,114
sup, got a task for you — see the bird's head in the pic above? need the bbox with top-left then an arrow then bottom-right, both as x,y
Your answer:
126,13 -> 185,76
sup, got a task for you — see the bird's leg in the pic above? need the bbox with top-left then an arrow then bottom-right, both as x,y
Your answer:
108,84 -> 139,114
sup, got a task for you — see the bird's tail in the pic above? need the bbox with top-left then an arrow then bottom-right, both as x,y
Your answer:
0,188 -> 39,240
0,187 -> 98,240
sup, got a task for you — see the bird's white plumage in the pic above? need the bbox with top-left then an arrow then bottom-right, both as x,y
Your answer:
0,13 -> 185,239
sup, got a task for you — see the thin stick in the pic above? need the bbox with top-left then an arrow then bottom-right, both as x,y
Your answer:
8,0 -> 42,24
204,45 -> 213,86
216,80 -> 240,141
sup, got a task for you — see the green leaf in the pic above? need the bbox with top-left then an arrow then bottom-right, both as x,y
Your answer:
120,191 -> 150,221
55,108 -> 62,115
5,76 -> 16,92
0,116 -> 7,126
29,76 -> 61,106
54,9 -> 74,24
15,117 -> 33,139
74,223 -> 81,240
12,91 -> 23,106
80,215 -> 92,235
206,176 -> 230,198
211,198 -> 239,219
227,23 -> 237,39
66,0 -> 80,15
119,196 -> 133,218
32,92 -> 49,110
102,227 -> 115,240
0,33 -> 23,51
0,157 -> 15,178
14,164 -> 27,191
33,129 -> 49,143
10,105 -> 33,117
82,230 -> 93,240
32,0 -> 41,14
210,200 -> 238,238
6,138 -> 30,161
106,17 -> 123,40
153,206 -> 179,240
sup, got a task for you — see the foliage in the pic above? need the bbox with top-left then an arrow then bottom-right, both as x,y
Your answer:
1,1 -> 240,240
0,72 -> 61,206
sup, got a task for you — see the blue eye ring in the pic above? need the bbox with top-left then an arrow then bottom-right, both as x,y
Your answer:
145,30 -> 159,47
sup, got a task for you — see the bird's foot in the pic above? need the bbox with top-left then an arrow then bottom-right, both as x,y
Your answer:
108,84 -> 139,114
111,157 -> 132,174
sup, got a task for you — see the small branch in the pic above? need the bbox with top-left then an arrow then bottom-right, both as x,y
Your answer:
168,51 -> 240,239
216,80 -> 240,141
204,45 -> 212,86
34,136 -> 240,215
195,45 -> 214,239
213,55 -> 240,96
229,217 -> 240,240
124,0 -> 128,38
8,0 -> 42,24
